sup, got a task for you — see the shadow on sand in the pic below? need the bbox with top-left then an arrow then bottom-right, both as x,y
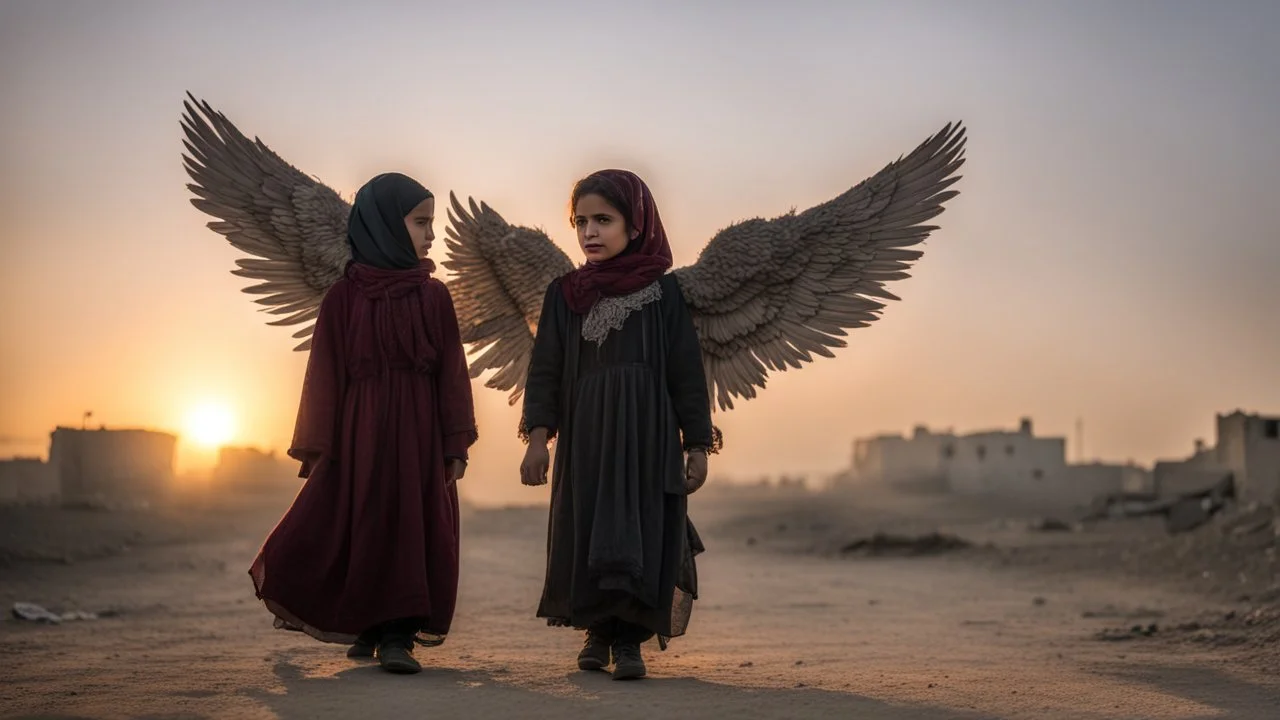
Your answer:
242,651 -> 1001,720
1096,661 -> 1280,720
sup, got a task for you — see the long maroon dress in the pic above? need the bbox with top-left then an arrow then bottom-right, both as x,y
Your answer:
249,260 -> 478,645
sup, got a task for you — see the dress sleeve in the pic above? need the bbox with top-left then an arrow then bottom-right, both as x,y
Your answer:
664,279 -> 716,452
287,283 -> 349,478
519,280 -> 565,442
431,281 -> 479,461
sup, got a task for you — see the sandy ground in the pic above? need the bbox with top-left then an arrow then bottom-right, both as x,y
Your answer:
1,485 -> 1277,720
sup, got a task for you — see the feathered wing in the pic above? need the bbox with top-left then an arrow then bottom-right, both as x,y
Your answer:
181,92 -> 351,351
675,122 -> 967,411
442,193 -> 575,405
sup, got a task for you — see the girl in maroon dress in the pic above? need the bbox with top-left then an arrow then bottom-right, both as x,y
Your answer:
249,172 -> 478,675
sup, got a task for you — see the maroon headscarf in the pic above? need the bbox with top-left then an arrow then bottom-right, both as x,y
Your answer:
559,169 -> 673,315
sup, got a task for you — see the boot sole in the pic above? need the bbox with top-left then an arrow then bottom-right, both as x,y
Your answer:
577,657 -> 608,671
379,659 -> 422,674
612,664 -> 647,680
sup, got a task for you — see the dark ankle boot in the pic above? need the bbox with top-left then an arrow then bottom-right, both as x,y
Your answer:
611,642 -> 646,680
375,634 -> 422,674
578,630 -> 612,671
347,627 -> 381,659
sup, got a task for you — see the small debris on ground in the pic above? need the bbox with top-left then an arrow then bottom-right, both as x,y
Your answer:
840,532 -> 971,557
11,602 -> 99,624
1096,623 -> 1159,641
1081,605 -> 1166,620
1028,517 -> 1073,532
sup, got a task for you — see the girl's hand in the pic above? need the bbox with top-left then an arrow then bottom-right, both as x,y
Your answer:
521,443 -> 550,486
684,449 -> 708,494
446,458 -> 467,485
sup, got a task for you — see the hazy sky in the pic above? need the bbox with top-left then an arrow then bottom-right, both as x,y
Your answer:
2,0 -> 1278,505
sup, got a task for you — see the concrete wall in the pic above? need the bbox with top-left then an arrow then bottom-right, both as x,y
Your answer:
0,458 -> 58,503
1061,463 -> 1143,504
846,418 -> 1162,508
944,432 -> 1067,496
1218,412 -> 1280,503
1120,464 -> 1154,494
852,426 -> 951,488
1149,438 -> 1228,497
48,427 -> 177,502
1150,411 -> 1280,502
213,446 -> 300,495
849,418 -> 1092,504
1153,461 -> 1231,497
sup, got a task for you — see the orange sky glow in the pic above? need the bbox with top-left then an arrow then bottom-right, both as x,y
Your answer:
2,1 -> 1277,506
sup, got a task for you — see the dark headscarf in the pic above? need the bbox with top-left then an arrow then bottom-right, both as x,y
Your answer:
560,169 -> 674,314
347,172 -> 433,270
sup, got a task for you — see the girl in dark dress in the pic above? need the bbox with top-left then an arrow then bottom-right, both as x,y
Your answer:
519,169 -> 716,680
249,172 -> 478,675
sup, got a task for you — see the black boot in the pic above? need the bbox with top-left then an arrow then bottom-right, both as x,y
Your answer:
347,627 -> 381,659
611,641 -> 646,680
577,629 -> 612,671
376,633 -> 422,674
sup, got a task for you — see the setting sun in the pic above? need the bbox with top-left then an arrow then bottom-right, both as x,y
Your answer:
184,402 -> 236,448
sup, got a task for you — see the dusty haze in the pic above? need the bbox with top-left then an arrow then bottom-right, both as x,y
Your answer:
2,0 -> 1278,506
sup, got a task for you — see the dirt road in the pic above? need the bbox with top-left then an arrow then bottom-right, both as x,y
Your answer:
1,494 -> 1277,719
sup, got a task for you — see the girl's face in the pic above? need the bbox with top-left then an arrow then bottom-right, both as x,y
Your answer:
574,193 -> 638,262
403,196 -> 436,258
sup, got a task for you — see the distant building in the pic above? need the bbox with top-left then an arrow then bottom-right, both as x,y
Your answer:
1066,461 -> 1152,497
1153,410 -> 1280,503
0,457 -> 58,504
48,426 -> 177,503
213,446 -> 299,494
1152,438 -> 1228,497
851,425 -> 951,491
942,418 -> 1067,495
846,417 -> 1140,506
1219,411 -> 1280,503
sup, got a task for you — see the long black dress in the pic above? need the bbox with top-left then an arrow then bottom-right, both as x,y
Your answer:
521,273 -> 716,643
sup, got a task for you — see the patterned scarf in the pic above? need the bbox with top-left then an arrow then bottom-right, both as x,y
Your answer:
559,169 -> 673,315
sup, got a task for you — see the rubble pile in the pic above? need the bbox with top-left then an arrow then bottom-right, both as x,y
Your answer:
1152,502 -> 1278,598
